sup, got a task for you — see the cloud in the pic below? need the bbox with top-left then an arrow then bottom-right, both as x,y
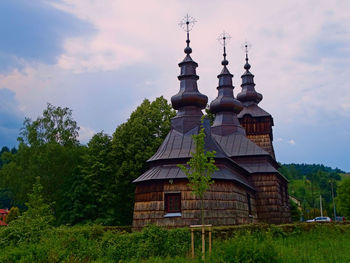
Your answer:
0,0 -> 350,171
288,139 -> 295,145
0,0 -> 94,72
78,125 -> 95,144
0,89 -> 24,147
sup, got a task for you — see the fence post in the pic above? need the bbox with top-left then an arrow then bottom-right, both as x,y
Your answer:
191,228 -> 194,259
209,225 -> 212,255
202,226 -> 205,260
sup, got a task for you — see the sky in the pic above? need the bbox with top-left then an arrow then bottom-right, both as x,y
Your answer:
0,0 -> 349,172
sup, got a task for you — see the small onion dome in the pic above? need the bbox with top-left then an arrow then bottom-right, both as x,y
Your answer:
237,57 -> 262,104
210,64 -> 243,114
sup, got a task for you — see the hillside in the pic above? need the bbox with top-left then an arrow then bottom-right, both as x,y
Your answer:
279,163 -> 345,219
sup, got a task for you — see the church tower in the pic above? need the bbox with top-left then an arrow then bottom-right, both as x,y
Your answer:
237,46 -> 276,159
210,33 -> 245,136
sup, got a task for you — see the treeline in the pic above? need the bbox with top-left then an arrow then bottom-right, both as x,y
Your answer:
279,163 -> 349,219
279,163 -> 345,181
0,97 -> 175,226
1,97 -> 349,226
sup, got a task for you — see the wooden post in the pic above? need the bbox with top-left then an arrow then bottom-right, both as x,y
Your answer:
190,224 -> 212,260
209,226 -> 212,255
202,226 -> 205,260
191,228 -> 194,259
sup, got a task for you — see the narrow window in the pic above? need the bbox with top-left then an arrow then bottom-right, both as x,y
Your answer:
280,184 -> 284,205
247,193 -> 252,215
165,193 -> 181,213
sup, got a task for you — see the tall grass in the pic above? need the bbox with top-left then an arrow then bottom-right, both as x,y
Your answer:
0,224 -> 349,262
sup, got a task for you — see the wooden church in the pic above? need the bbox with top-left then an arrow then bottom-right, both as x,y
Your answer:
132,21 -> 291,229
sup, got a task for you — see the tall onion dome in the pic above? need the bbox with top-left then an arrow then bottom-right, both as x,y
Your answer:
236,51 -> 263,105
210,32 -> 245,136
171,15 -> 208,133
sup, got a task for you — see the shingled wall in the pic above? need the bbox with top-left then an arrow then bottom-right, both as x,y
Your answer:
239,115 -> 275,159
133,179 -> 257,230
249,173 -> 291,224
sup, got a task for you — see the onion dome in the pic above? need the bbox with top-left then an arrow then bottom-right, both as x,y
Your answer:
209,55 -> 243,115
171,34 -> 208,111
170,15 -> 208,133
210,32 -> 245,136
237,52 -> 263,105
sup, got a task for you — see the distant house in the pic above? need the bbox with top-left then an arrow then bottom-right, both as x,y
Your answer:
0,209 -> 8,226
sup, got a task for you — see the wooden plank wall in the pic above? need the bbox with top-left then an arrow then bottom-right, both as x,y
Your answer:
249,173 -> 291,224
132,179 -> 257,230
239,116 -> 275,158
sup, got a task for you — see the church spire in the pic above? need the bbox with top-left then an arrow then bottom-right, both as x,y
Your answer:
210,32 -> 245,136
237,43 -> 263,105
171,15 -> 208,133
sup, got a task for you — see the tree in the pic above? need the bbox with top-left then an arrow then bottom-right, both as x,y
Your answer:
336,178 -> 350,217
289,200 -> 301,222
111,97 -> 175,225
5,206 -> 20,224
179,118 -> 218,225
0,104 -> 82,223
0,177 -> 54,246
61,132 -> 118,225
18,103 -> 79,147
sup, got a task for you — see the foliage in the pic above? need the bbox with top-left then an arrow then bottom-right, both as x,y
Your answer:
5,206 -> 20,224
0,104 -> 83,224
0,189 -> 13,210
18,103 -> 79,147
204,105 -> 215,125
0,147 -> 16,168
1,223 -> 350,262
280,163 -> 343,219
289,199 -> 302,222
0,177 -> 54,247
0,98 -> 175,226
61,132 -> 118,225
179,118 -> 218,225
279,163 -> 344,180
336,178 -> 350,217
111,96 -> 175,225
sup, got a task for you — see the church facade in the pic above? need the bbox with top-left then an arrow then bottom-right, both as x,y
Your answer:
132,29 -> 291,229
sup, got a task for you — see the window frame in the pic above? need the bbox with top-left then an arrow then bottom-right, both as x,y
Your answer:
247,193 -> 252,216
164,192 -> 181,214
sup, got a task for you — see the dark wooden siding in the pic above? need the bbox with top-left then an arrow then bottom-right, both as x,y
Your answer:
249,173 -> 291,224
239,115 -> 275,158
133,179 -> 257,230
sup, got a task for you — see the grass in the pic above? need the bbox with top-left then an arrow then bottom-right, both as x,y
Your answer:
131,224 -> 350,263
0,223 -> 349,262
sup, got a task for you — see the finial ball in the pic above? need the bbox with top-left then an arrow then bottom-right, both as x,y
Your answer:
184,46 -> 192,54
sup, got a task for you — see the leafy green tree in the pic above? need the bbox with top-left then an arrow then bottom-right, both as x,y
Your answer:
18,103 -> 79,147
5,206 -> 20,224
61,132 -> 118,225
0,104 -> 82,223
336,178 -> 350,217
179,118 -> 218,225
112,96 -> 175,225
289,200 -> 301,222
0,177 -> 54,246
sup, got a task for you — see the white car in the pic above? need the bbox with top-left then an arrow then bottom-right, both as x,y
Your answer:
306,217 -> 332,222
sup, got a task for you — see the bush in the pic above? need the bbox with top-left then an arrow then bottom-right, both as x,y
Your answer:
5,207 -> 20,224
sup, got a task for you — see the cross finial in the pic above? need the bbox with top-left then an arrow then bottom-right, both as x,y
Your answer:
218,31 -> 231,66
179,14 -> 197,33
241,41 -> 252,70
242,41 -> 252,62
179,14 -> 196,53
